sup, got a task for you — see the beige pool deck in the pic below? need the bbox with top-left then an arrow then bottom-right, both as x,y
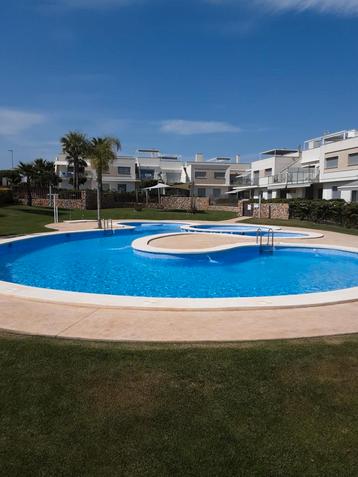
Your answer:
0,219 -> 357,342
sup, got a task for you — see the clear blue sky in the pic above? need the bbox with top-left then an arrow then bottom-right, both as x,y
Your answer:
1,0 -> 357,168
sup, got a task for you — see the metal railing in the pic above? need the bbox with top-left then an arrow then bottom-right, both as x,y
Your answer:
102,218 -> 114,232
256,227 -> 275,252
268,169 -> 319,185
232,176 -> 259,186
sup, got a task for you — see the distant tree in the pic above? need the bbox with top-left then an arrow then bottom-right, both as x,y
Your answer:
32,159 -> 61,188
87,136 -> 121,228
60,131 -> 89,190
16,162 -> 36,206
0,169 -> 21,187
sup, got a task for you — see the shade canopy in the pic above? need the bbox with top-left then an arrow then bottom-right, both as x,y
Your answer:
142,183 -> 172,191
338,180 -> 358,190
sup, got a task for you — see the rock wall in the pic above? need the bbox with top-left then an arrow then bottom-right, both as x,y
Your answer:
208,205 -> 239,213
16,191 -> 211,212
253,203 -> 289,220
160,196 -> 209,211
17,196 -> 86,209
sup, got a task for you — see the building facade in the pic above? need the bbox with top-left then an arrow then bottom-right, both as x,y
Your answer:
231,129 -> 358,203
54,128 -> 358,203
54,150 -> 250,199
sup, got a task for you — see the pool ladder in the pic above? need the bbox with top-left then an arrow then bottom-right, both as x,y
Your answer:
102,218 -> 114,234
256,228 -> 275,253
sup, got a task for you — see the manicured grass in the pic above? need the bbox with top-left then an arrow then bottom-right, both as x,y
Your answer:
0,205 -> 236,236
241,217 -> 358,236
1,333 -> 358,476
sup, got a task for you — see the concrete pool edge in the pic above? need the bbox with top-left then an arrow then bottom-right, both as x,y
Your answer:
132,230 -> 324,255
0,224 -> 357,309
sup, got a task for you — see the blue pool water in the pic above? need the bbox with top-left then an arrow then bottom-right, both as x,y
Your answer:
0,222 -> 357,298
184,224 -> 308,238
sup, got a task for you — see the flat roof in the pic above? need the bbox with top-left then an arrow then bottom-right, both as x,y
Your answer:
261,149 -> 298,156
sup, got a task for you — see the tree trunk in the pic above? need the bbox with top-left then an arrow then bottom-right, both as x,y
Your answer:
26,179 -> 32,207
74,157 -> 79,190
97,169 -> 102,229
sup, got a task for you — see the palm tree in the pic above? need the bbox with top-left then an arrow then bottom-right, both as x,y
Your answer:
88,136 -> 121,228
17,162 -> 35,206
32,159 -> 60,188
60,132 -> 89,190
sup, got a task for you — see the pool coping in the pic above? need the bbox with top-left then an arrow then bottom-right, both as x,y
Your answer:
180,224 -> 323,238
0,222 -> 357,310
132,229 -> 324,255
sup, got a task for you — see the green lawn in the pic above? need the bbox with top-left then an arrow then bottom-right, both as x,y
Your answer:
0,333 -> 358,476
0,205 -> 236,237
241,217 -> 358,236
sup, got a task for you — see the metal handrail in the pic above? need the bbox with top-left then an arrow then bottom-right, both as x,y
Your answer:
266,228 -> 274,248
256,228 -> 262,246
256,227 -> 275,252
102,218 -> 113,231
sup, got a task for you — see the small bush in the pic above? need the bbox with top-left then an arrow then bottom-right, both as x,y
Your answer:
289,199 -> 358,228
0,189 -> 14,206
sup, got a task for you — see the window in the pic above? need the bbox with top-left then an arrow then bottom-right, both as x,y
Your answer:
264,168 -> 272,177
117,184 -> 127,193
213,188 -> 221,198
352,191 -> 358,203
348,153 -> 358,166
253,170 -> 260,184
325,156 -> 338,169
197,188 -> 206,197
118,166 -> 131,175
140,169 -> 155,180
214,171 -> 225,180
332,186 -> 341,199
195,171 -> 207,178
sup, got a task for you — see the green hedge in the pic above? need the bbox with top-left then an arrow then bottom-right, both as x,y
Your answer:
0,189 -> 14,206
248,198 -> 358,228
289,199 -> 358,228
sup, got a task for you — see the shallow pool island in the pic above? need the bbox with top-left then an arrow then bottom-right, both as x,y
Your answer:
0,221 -> 357,310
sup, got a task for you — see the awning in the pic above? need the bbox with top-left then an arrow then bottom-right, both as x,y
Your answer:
268,182 -> 312,190
338,180 -> 358,190
231,185 -> 263,192
142,183 -> 172,191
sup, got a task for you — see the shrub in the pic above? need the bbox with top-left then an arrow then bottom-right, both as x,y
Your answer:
247,198 -> 358,228
0,189 -> 14,206
289,199 -> 358,228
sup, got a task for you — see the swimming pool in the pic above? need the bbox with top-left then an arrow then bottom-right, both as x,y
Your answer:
1,222 -> 357,301
181,224 -> 309,238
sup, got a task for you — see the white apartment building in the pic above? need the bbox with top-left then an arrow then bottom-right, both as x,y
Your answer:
54,129 -> 358,203
301,129 -> 358,202
54,149 -> 250,199
231,129 -> 358,203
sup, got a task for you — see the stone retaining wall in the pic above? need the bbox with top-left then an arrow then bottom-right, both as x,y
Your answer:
208,205 -> 239,213
16,191 -> 211,212
237,200 -> 289,220
160,196 -> 209,211
253,203 -> 289,220
17,196 -> 86,209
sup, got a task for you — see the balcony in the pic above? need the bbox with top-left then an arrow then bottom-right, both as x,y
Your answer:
268,168 -> 319,186
232,176 -> 259,187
